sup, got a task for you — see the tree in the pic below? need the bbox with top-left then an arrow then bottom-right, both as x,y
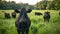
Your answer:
35,0 -> 60,10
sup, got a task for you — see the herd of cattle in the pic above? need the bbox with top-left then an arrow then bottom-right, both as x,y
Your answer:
4,11 -> 16,19
4,10 -> 60,22
4,8 -> 60,34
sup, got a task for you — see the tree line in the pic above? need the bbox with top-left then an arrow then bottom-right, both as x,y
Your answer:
35,0 -> 60,10
0,0 -> 60,10
0,1 -> 34,10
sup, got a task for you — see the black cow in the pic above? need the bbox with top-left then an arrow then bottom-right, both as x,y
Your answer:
43,12 -> 50,22
15,8 -> 32,34
11,12 -> 16,18
4,13 -> 11,19
35,12 -> 42,16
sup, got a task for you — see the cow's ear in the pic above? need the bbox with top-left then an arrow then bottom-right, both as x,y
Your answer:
14,9 -> 20,13
27,9 -> 32,13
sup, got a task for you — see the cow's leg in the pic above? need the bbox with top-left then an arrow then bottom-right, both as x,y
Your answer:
44,19 -> 45,22
48,19 -> 49,22
17,29 -> 20,34
26,29 -> 29,34
22,31 -> 24,34
46,19 -> 48,22
44,19 -> 46,22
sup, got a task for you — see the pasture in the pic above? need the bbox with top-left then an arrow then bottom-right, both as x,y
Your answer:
0,10 -> 60,34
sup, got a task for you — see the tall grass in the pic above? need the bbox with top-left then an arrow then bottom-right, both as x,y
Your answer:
0,10 -> 60,34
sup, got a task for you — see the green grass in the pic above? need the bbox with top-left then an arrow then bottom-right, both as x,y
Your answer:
0,10 -> 60,34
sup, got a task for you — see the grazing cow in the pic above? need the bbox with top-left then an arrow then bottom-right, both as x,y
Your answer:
15,8 -> 32,34
4,13 -> 11,19
43,12 -> 50,22
11,12 -> 16,18
35,12 -> 42,16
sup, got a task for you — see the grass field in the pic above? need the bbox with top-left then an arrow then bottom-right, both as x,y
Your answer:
0,10 -> 60,34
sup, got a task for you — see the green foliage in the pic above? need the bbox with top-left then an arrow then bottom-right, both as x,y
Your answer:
35,0 -> 60,10
0,1 -> 21,10
0,0 -> 60,10
0,1 -> 34,10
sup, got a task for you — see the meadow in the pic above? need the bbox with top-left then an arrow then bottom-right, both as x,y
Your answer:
0,10 -> 60,34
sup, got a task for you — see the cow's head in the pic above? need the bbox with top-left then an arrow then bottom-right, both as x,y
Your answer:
45,12 -> 50,14
15,8 -> 32,13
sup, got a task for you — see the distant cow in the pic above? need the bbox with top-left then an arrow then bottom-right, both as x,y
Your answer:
15,8 -> 32,34
11,12 -> 16,18
4,13 -> 11,19
35,12 -> 42,16
43,12 -> 50,22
